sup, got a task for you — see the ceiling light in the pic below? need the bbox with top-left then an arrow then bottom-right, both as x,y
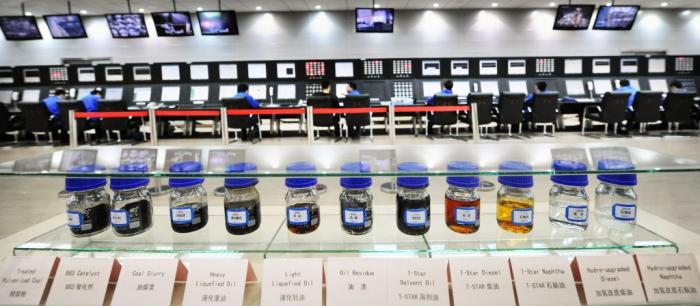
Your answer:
660,2 -> 668,7
681,10 -> 691,15
197,7 -> 203,11
138,8 -> 145,13
255,6 -> 262,11
433,3 -> 440,8
491,2 -> 499,7
24,12 -> 32,16
374,4 -> 380,8
315,5 -> 321,9
605,2 -> 612,6
549,2 -> 556,7
79,10 -> 87,15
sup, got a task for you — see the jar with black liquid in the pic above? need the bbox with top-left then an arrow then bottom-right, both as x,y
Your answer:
224,162 -> 261,235
110,163 -> 153,237
339,162 -> 373,235
445,161 -> 481,234
65,165 -> 111,237
169,161 -> 208,233
285,162 -> 320,234
396,162 -> 430,235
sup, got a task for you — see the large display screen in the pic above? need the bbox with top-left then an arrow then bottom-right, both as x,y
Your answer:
553,5 -> 595,30
197,11 -> 238,35
593,5 -> 640,30
44,14 -> 87,39
355,8 -> 394,33
0,16 -> 42,40
152,12 -> 194,36
105,14 -> 149,38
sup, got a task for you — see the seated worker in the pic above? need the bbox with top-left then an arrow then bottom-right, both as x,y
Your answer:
42,89 -> 67,144
615,79 -> 638,112
346,82 -> 360,96
427,80 -> 454,134
311,80 -> 341,137
80,89 -> 104,142
232,84 -> 261,141
669,80 -> 684,93
524,81 -> 548,111
344,82 -> 362,138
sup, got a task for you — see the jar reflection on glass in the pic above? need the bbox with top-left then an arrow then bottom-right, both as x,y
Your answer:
65,165 -> 111,237
548,160 -> 590,232
395,162 -> 430,235
285,162 -> 320,234
224,162 -> 261,235
339,162 -> 373,235
496,161 -> 535,234
169,161 -> 208,233
594,159 -> 638,232
110,163 -> 153,237
445,161 -> 481,234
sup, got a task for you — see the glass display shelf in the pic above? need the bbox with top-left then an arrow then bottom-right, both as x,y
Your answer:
1,143 -> 699,177
14,206 -> 677,256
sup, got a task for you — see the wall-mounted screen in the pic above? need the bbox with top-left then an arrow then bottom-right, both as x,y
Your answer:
593,79 -> 613,95
133,66 -> 151,81
593,6 -> 640,30
23,69 -> 40,83
451,60 -> 469,76
0,16 -> 42,40
0,69 -> 13,84
507,60 -> 526,75
77,67 -> 96,82
190,64 -> 209,80
161,65 -> 181,81
647,58 -> 666,74
553,5 -> 595,30
363,60 -> 383,77
104,87 -> 124,101
249,84 -> 267,100
422,60 -> 440,76
197,11 -> 238,35
105,66 -> 124,82
152,12 -> 193,37
133,87 -> 152,102
564,59 -> 583,74
592,58 -> 611,74
479,60 -> 498,76
422,81 -> 441,98
161,86 -> 181,102
355,8 -> 394,33
105,14 -> 149,38
190,86 -> 209,101
508,80 -> 528,94
305,61 -> 325,78
44,14 -> 87,39
335,62 -> 354,78
392,81 -> 413,98
277,63 -> 296,79
219,64 -> 238,80
49,67 -> 69,82
21,89 -> 41,102
248,63 -> 267,79
277,84 -> 296,100
620,58 -> 638,74
219,85 -> 237,100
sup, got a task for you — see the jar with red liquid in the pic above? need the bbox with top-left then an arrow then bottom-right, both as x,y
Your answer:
445,161 -> 481,234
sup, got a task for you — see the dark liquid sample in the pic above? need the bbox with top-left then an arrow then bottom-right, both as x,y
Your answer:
396,194 -> 431,235
287,203 -> 320,234
113,200 -> 153,236
445,197 -> 480,234
340,198 -> 373,235
171,204 -> 209,233
224,199 -> 261,235
69,203 -> 110,236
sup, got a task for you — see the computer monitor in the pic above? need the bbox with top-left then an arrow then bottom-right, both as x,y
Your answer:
190,64 -> 209,80
422,81 -> 442,98
161,65 -> 180,81
452,81 -> 470,97
508,80 -> 528,94
565,80 -> 586,96
648,79 -> 669,93
76,88 -> 93,100
593,79 -> 613,95
151,12 -> 193,37
161,86 -> 181,102
277,84 -> 296,100
0,90 -> 12,104
21,89 -> 41,102
132,87 -> 152,103
335,83 -> 348,98
248,84 -> 267,101
480,81 -> 500,96
44,14 -> 87,39
219,85 -> 237,100
190,86 -> 209,101
104,88 -> 124,101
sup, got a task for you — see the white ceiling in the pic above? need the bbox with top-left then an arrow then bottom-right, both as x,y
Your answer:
1,0 -> 698,15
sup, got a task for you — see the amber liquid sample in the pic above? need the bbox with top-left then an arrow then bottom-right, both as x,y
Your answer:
287,203 -> 320,234
445,197 -> 480,234
497,196 -> 534,234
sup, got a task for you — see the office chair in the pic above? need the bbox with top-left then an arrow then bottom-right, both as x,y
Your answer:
631,91 -> 663,134
344,94 -> 373,141
464,93 -> 494,136
307,95 -> 340,140
59,101 -> 96,144
582,92 -> 629,136
223,98 -> 262,142
530,92 -> 559,135
663,92 -> 695,133
428,94 -> 460,136
0,103 -> 23,143
18,103 -> 53,144
96,101 -> 134,143
498,93 -> 526,137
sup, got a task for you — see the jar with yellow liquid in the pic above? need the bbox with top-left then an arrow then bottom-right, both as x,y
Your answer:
496,161 -> 534,234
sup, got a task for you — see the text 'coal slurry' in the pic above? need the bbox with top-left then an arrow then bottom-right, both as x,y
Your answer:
131,270 -> 166,278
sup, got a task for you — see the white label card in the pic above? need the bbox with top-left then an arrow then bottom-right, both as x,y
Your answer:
110,258 -> 179,306
510,256 -> 579,306
261,258 -> 323,306
575,255 -> 646,305
404,209 -> 427,226
181,259 -> 249,306
449,257 -> 516,306
386,259 -> 450,306
45,257 -> 114,306
636,254 -> 700,303
455,207 -> 477,225
326,258 -> 388,306
171,207 -> 194,223
0,256 -> 56,305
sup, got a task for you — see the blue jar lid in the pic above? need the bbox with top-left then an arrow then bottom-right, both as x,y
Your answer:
168,161 -> 205,188
65,165 -> 107,192
551,160 -> 589,187
285,161 -> 318,188
446,161 -> 480,188
497,161 -> 534,188
340,162 -> 372,189
110,163 -> 150,191
396,162 -> 429,189
596,159 -> 637,186
225,162 -> 259,189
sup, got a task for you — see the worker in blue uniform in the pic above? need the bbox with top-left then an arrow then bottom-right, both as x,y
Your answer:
524,81 -> 548,111
232,84 -> 261,141
346,82 -> 360,96
615,79 -> 638,132
427,80 -> 454,134
344,82 -> 362,138
311,80 -> 342,138
80,89 -> 105,142
42,89 -> 67,144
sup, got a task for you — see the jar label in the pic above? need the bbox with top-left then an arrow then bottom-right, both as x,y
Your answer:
565,205 -> 588,222
612,204 -> 636,221
288,207 -> 310,225
511,208 -> 533,225
342,208 -> 365,226
110,210 -> 130,227
171,207 -> 194,224
66,211 -> 82,228
455,207 -> 478,225
226,208 -> 249,227
404,209 -> 428,227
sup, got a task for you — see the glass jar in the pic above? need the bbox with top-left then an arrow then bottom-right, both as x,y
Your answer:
65,165 -> 110,237
110,163 -> 153,237
594,159 -> 638,232
339,162 -> 373,235
396,162 -> 430,235
285,162 -> 320,234
496,161 -> 535,234
548,160 -> 589,231
224,162 -> 261,235
445,161 -> 480,234
169,161 -> 208,233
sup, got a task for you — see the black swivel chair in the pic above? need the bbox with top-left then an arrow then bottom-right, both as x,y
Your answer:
631,91 -> 663,134
307,96 -> 338,139
344,94 -> 373,141
530,92 -> 559,135
582,92 -> 630,136
0,103 -> 23,143
59,101 -> 96,144
223,98 -> 262,142
428,94 -> 460,136
97,101 -> 133,143
663,92 -> 696,133
463,93 -> 494,136
498,93 -> 526,137
18,103 -> 53,144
